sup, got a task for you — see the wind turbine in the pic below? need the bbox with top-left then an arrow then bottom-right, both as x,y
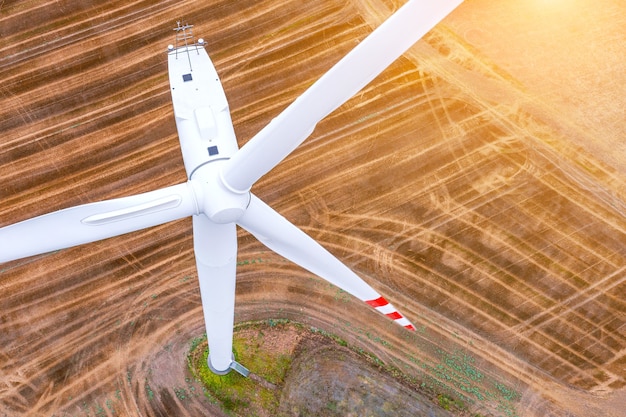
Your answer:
0,0 -> 462,376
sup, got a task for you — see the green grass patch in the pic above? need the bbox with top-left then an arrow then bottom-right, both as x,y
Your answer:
187,323 -> 293,416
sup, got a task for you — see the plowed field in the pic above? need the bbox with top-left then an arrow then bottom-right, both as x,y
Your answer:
1,1 -> 625,416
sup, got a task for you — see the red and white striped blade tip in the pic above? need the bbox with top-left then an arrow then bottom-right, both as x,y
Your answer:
366,296 -> 416,331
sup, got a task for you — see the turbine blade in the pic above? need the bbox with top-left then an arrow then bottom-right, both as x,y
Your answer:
193,214 -> 238,374
221,0 -> 463,192
0,182 -> 199,263
238,195 -> 415,330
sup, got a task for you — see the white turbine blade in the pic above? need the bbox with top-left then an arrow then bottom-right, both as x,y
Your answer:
221,0 -> 463,192
238,195 -> 415,331
192,215 -> 238,374
0,182 -> 199,263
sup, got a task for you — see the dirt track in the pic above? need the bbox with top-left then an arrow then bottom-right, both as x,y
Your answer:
1,1 -> 625,416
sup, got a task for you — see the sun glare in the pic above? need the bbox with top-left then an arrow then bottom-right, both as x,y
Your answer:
529,0 -> 582,13
532,0 -> 568,6
520,0 -> 590,25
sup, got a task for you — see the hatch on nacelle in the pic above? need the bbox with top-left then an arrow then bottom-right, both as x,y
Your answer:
194,107 -> 217,140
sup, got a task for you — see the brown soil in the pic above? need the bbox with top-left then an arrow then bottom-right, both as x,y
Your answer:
278,326 -> 459,417
1,1 -> 625,416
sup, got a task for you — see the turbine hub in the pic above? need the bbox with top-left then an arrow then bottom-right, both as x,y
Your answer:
190,161 -> 250,224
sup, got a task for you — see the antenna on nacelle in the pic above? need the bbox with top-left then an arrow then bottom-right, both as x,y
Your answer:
171,21 -> 200,71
